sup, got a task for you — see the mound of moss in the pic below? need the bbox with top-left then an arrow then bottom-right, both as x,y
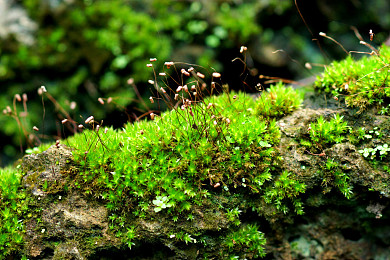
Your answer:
61,89 -> 306,258
1,46 -> 390,259
314,44 -> 390,112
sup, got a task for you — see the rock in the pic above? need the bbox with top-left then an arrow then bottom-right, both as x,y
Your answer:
20,145 -> 120,259
21,144 -> 73,197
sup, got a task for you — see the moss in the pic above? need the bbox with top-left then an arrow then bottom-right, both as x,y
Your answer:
255,82 -> 303,118
0,167 -> 28,258
306,113 -> 350,152
222,224 -> 266,259
314,44 -> 390,112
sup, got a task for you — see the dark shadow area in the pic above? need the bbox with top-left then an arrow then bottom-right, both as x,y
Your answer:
90,242 -> 175,260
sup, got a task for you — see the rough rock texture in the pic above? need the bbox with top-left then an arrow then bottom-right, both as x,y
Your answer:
19,145 -> 120,259
278,108 -> 390,197
265,93 -> 390,259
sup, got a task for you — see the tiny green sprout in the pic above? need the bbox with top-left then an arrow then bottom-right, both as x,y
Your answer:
379,104 -> 390,115
359,143 -> 390,160
123,226 -> 136,249
358,127 -> 367,139
378,144 -> 390,155
259,140 -> 271,147
152,196 -> 173,212
368,127 -> 381,137
359,148 -> 375,159
224,224 -> 266,258
42,180 -> 48,191
322,159 -> 353,199
182,233 -> 196,244
226,207 -> 242,226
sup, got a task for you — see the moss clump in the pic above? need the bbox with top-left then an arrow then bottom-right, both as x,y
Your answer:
0,167 -> 28,258
223,224 -> 267,259
255,82 -> 303,118
321,158 -> 353,199
297,113 -> 350,156
308,114 -> 349,150
314,44 -> 390,112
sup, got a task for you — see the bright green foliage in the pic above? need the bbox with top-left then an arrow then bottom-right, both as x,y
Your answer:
152,196 -> 174,213
359,144 -> 390,160
173,231 -> 198,245
69,91 -> 281,216
20,83 -> 364,257
358,127 -> 371,139
226,207 -> 242,227
314,44 -> 390,112
379,104 -> 390,115
263,171 -> 306,215
302,115 -> 354,199
348,126 -> 385,145
322,159 -> 353,199
123,226 -> 136,249
223,224 -> 267,259
309,114 -> 349,149
255,82 -> 303,118
0,168 -> 28,257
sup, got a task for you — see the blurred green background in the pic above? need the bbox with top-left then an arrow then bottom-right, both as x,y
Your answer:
1,0 -> 389,166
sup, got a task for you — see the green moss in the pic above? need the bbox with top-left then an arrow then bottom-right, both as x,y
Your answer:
263,171 -> 306,215
322,159 -> 353,199
348,126 -> 367,144
223,224 -> 266,259
255,82 -> 303,118
69,91 -> 280,206
13,63 -> 389,257
308,114 -> 349,150
314,44 -> 390,112
0,167 -> 28,258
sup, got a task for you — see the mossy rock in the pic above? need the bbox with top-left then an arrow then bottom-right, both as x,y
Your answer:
2,46 -> 390,259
